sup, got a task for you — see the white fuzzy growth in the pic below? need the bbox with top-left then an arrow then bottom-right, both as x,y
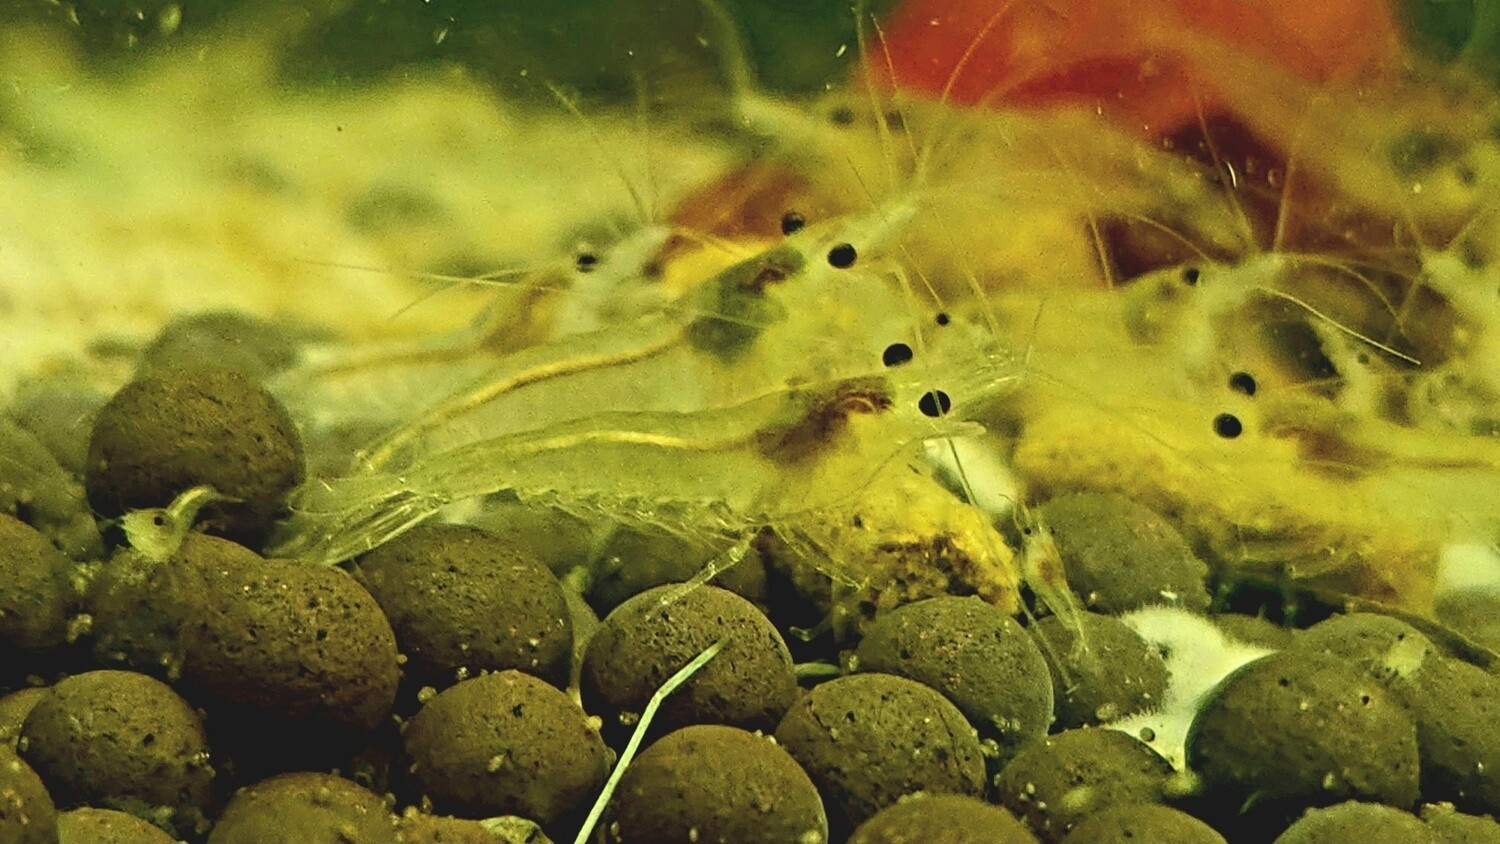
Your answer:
1105,607 -> 1275,770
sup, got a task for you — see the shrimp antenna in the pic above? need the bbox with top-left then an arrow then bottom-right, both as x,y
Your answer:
543,80 -> 654,228
866,10 -> 923,176
1269,89 -> 1314,255
298,256 -> 562,296
696,0 -> 758,102
854,0 -> 902,191
1190,89 -> 1257,253
1253,286 -> 1420,366
913,0 -> 1019,180
1390,168 -> 1500,335
630,65 -> 660,223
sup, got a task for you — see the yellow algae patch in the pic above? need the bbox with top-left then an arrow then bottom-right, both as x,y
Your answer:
770,456 -> 1022,635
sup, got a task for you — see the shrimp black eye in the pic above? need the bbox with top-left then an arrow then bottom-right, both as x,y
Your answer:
919,390 -> 952,418
882,343 -> 913,367
1228,371 -> 1257,396
1213,412 -> 1243,439
935,312 -> 951,326
575,252 -> 599,273
1182,266 -> 1201,286
829,105 -> 856,126
780,210 -> 806,236
827,243 -> 857,269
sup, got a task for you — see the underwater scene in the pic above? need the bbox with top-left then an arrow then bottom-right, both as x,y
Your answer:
1,0 -> 1498,841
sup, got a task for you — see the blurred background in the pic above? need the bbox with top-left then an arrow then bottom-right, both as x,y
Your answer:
0,0 -> 892,98
2,0 -> 1494,99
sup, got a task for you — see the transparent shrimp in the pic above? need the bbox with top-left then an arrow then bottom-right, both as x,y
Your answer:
266,312 -> 1022,574
697,0 -> 1251,298
269,2 -> 1500,631
305,194 -> 925,473
261,37 -> 1018,572
1107,61 -> 1500,455
830,13 -> 1500,616
1111,76 -> 1441,407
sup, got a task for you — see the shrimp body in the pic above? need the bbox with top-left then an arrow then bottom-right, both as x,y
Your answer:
268,326 -> 1023,610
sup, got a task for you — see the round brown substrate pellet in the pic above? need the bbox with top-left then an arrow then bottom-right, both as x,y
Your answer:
602,724 -> 826,844
854,595 -> 1053,762
1294,613 -> 1500,815
581,583 -> 797,737
87,534 -> 400,735
7,382 -> 106,476
993,727 -> 1173,841
1059,804 -> 1226,844
1030,611 -> 1168,729
1435,589 -> 1500,655
181,553 -> 401,733
397,812 -> 550,843
0,688 -> 48,752
848,793 -> 1038,844
57,807 -> 179,844
774,672 -> 987,832
85,365 -> 304,544
1273,801 -> 1435,844
1293,612 -> 1437,679
1037,492 -> 1210,613
402,669 -> 608,828
0,512 -> 75,655
138,310 -> 300,382
87,533 -> 261,676
1185,651 -> 1420,815
1212,612 -> 1297,650
354,523 -> 573,688
1420,802 -> 1500,843
1390,655 -> 1500,816
17,670 -> 212,838
208,771 -> 398,844
0,747 -> 56,844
